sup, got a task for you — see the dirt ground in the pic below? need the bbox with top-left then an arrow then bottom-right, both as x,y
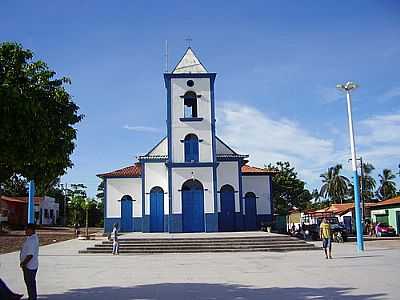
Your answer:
0,227 -> 101,254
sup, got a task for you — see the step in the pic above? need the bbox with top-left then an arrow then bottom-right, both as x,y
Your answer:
99,240 -> 309,246
79,246 -> 319,254
88,243 -> 315,250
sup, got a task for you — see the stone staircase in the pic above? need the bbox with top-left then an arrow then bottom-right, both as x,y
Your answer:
79,233 -> 319,254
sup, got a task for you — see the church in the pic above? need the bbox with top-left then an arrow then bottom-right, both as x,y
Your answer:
98,48 -> 274,233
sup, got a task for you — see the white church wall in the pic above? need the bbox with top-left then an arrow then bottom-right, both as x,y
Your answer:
216,138 -> 235,155
171,78 -> 213,163
171,167 -> 214,214
144,163 -> 168,215
147,137 -> 167,156
106,178 -> 142,218
217,162 -> 240,212
242,175 -> 272,215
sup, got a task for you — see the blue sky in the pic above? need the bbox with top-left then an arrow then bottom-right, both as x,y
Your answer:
1,1 -> 400,197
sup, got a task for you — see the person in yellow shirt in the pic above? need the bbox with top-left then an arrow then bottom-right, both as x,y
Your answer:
319,218 -> 332,259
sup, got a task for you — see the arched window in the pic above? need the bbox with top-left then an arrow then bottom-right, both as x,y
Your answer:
184,134 -> 199,162
184,91 -> 198,118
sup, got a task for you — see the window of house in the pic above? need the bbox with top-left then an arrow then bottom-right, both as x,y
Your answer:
183,91 -> 198,118
184,134 -> 199,162
44,209 -> 49,218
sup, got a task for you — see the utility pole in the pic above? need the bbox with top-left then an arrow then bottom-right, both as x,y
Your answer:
337,81 -> 364,252
59,182 -> 68,226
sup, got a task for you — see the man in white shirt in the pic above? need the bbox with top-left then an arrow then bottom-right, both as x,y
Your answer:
20,224 -> 39,300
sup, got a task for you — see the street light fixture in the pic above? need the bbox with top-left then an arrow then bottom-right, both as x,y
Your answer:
337,81 -> 364,252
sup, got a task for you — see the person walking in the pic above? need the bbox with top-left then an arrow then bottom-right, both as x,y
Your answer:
20,223 -> 39,300
112,223 -> 119,255
319,218 -> 332,259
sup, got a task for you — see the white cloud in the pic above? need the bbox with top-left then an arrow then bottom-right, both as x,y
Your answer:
123,125 -> 162,133
217,102 -> 400,189
357,113 -> 400,168
380,87 -> 400,102
217,102 -> 339,185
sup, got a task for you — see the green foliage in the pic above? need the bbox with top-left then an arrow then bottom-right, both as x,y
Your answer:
0,42 -> 83,187
96,180 -> 105,203
361,162 -> 376,201
319,164 -> 350,204
376,169 -> 397,200
1,175 -> 28,196
265,161 -> 312,214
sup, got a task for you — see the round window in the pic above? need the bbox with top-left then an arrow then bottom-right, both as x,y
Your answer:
187,80 -> 194,87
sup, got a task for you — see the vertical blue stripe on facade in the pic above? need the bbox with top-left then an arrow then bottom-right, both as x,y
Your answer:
237,160 -> 244,230
103,178 -> 107,232
210,75 -> 219,225
164,75 -> 173,232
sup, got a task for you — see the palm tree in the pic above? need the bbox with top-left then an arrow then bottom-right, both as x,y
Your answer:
320,164 -> 350,204
361,162 -> 376,201
376,169 -> 397,200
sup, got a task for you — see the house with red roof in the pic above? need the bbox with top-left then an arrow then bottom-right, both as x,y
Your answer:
98,48 -> 275,233
370,196 -> 400,235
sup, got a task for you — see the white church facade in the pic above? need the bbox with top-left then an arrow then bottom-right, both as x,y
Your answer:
98,48 -> 274,233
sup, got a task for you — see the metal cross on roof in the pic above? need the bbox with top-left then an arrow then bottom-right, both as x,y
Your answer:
185,37 -> 192,47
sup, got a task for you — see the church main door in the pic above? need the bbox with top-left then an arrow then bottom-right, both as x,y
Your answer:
219,185 -> 236,231
182,180 -> 204,232
245,192 -> 257,230
120,195 -> 133,232
150,187 -> 164,232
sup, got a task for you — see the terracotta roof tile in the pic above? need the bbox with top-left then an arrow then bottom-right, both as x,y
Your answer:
373,196 -> 400,207
1,196 -> 42,205
241,165 -> 275,175
97,164 -> 142,178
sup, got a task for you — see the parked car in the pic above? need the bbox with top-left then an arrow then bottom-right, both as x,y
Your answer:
376,223 -> 396,237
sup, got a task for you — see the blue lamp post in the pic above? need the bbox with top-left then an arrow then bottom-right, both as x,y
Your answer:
28,180 -> 35,224
336,81 -> 364,252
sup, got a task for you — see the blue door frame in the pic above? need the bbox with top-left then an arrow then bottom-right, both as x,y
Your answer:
245,192 -> 257,231
219,185 -> 236,232
182,180 -> 204,232
121,195 -> 133,232
150,187 -> 164,232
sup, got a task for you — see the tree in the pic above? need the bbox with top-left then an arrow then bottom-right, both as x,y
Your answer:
1,175 -> 28,196
96,180 -> 105,203
68,184 -> 87,225
0,42 -> 83,189
376,169 -> 396,200
361,162 -> 376,202
266,161 -> 312,214
319,164 -> 350,204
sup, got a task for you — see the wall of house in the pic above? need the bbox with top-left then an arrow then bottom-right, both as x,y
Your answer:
242,175 -> 272,215
171,167 -> 214,214
40,196 -> 59,225
106,178 -> 142,218
170,77 -> 213,163
216,161 -> 240,213
144,163 -> 169,215
372,206 -> 400,234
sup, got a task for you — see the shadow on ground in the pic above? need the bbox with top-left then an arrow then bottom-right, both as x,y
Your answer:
39,283 -> 386,300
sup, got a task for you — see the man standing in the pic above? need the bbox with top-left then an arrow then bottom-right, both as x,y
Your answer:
20,224 -> 39,300
112,223 -> 119,255
319,218 -> 332,259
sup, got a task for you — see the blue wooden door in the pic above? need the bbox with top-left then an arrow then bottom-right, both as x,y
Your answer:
219,186 -> 236,231
396,211 -> 400,236
121,196 -> 133,232
150,188 -> 164,232
245,193 -> 257,231
182,189 -> 204,232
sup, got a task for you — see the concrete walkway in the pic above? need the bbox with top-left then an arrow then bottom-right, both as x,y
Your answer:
1,236 -> 398,299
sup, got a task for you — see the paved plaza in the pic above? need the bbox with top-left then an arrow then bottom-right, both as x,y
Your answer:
1,235 -> 399,299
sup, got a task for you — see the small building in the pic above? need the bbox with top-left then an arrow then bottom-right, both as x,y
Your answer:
0,195 -> 59,226
370,196 -> 400,235
98,47 -> 275,233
